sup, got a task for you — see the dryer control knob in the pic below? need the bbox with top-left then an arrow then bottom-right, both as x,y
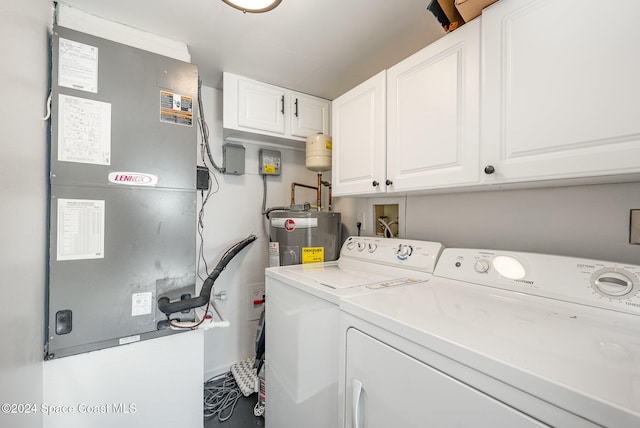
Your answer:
591,267 -> 638,298
474,259 -> 490,273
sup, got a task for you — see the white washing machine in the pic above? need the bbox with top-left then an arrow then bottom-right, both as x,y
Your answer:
264,236 -> 444,428
339,248 -> 640,428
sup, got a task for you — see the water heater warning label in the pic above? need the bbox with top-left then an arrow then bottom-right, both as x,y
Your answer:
269,242 -> 280,267
160,91 -> 193,126
302,247 -> 324,264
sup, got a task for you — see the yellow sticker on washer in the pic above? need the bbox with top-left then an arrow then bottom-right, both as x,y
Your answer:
302,247 -> 324,264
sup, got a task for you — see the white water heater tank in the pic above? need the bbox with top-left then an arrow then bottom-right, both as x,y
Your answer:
305,132 -> 332,172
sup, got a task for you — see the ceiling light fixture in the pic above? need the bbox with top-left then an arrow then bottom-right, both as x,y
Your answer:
221,0 -> 282,13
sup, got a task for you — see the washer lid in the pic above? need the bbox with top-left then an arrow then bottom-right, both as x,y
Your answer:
286,263 -> 423,290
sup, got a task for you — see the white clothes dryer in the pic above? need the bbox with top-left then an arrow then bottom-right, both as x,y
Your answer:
339,248 -> 640,428
264,236 -> 444,428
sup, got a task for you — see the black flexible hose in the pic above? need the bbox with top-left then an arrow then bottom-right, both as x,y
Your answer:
157,234 -> 257,316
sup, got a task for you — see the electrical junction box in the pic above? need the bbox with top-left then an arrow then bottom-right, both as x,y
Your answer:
259,149 -> 281,175
196,165 -> 209,190
223,143 -> 245,175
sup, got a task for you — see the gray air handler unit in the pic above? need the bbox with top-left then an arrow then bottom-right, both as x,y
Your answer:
47,26 -> 198,358
268,132 -> 341,267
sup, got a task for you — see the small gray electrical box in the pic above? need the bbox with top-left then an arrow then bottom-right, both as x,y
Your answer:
223,143 -> 246,175
259,149 -> 281,176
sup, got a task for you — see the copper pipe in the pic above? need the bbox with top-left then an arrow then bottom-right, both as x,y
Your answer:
317,173 -> 322,210
318,174 -> 332,212
291,174 -> 333,211
291,182 -> 317,207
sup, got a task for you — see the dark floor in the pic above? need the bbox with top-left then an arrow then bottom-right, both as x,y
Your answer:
204,393 -> 264,428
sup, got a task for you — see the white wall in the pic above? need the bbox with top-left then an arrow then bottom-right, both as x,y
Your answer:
0,1 -> 50,427
43,331 -> 203,428
198,86 -> 329,378
336,181 -> 640,265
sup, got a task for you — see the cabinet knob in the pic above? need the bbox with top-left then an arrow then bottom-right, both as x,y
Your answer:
484,165 -> 496,175
385,179 -> 393,186
372,180 -> 379,187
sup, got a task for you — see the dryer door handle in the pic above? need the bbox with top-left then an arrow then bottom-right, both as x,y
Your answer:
352,378 -> 364,428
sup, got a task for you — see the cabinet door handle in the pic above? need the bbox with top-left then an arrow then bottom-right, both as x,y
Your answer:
352,379 -> 363,428
484,165 -> 496,175
294,98 -> 299,117
385,179 -> 393,186
281,95 -> 284,115
372,180 -> 379,187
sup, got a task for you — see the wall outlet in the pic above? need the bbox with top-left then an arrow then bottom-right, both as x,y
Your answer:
357,212 -> 365,235
247,283 -> 265,321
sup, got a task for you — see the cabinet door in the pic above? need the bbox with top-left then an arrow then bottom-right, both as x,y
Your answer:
332,71 -> 387,196
290,92 -> 330,138
387,20 -> 480,191
482,0 -> 640,183
345,328 -> 547,428
237,78 -> 286,134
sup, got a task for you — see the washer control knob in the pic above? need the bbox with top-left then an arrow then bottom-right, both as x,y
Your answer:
357,241 -> 366,252
591,267 -> 638,298
474,259 -> 490,273
367,242 -> 378,253
396,244 -> 413,260
346,241 -> 355,251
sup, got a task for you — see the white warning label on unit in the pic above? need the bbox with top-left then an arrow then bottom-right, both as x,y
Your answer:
58,38 -> 99,93
160,91 -> 193,126
271,218 -> 318,230
119,335 -> 141,345
131,292 -> 153,316
269,242 -> 280,267
58,94 -> 111,165
56,198 -> 105,261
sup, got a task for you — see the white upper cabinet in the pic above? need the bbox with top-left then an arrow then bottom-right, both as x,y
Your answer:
387,19 -> 480,191
481,0 -> 640,184
332,21 -> 480,197
224,72 -> 331,146
289,91 -> 330,138
332,71 -> 387,196
237,78 -> 286,134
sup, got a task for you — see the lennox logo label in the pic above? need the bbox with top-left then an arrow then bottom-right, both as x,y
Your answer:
108,172 -> 158,187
